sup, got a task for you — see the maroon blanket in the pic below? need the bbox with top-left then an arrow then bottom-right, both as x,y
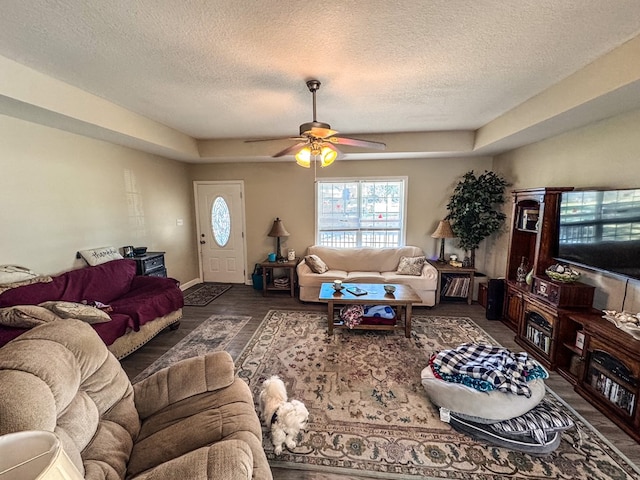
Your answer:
0,259 -> 183,346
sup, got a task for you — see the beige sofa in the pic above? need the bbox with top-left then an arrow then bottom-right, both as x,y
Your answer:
0,320 -> 272,480
297,245 -> 438,306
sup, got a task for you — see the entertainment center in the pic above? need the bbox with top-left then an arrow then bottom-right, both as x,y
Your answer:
503,187 -> 640,443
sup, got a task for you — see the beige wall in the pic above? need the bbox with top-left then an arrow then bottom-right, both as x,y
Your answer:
190,156 -> 493,282
0,115 -> 199,283
491,108 -> 640,312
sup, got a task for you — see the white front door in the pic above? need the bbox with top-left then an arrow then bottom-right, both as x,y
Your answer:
195,181 -> 246,283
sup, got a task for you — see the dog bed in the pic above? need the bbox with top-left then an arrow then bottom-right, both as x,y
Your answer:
421,364 -> 546,423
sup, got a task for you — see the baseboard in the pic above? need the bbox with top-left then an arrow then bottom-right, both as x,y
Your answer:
180,278 -> 201,291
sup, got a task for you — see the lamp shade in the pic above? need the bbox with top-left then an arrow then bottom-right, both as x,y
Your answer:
268,218 -> 290,238
294,148 -> 311,168
0,431 -> 83,480
431,219 -> 455,238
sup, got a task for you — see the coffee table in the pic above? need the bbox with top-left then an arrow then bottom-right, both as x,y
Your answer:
318,283 -> 421,337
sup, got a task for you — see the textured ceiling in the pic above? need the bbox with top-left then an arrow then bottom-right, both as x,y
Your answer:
1,1 -> 640,161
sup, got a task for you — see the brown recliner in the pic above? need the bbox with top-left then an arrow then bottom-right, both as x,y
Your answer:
0,319 -> 272,480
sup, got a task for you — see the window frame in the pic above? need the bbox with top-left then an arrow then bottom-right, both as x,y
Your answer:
314,176 -> 408,248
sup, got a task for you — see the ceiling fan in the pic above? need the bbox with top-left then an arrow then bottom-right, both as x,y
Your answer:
246,79 -> 386,168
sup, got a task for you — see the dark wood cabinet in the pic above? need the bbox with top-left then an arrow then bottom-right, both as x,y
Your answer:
503,282 -> 525,331
502,186 -> 639,443
132,252 -> 167,277
562,311 -> 640,443
505,187 -> 572,287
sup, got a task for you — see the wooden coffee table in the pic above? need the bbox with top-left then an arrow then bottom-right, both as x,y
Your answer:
318,283 -> 421,338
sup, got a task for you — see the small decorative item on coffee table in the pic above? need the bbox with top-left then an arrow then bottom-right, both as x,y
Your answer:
318,283 -> 421,337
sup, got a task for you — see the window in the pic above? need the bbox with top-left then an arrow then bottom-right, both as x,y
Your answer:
211,196 -> 231,247
316,178 -> 406,247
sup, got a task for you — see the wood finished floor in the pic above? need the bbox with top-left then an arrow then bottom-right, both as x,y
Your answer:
120,284 -> 640,479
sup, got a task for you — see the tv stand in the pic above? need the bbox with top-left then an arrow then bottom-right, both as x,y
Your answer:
559,310 -> 640,443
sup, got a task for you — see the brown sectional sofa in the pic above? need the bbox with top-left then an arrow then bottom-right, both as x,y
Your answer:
0,320 -> 272,480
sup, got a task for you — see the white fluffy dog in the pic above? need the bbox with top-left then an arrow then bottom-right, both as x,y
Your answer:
258,375 -> 309,455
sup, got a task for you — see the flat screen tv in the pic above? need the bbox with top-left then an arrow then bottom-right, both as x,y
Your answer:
556,188 -> 640,281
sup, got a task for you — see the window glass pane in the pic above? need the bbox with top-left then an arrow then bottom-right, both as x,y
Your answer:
316,179 -> 405,248
211,196 -> 231,247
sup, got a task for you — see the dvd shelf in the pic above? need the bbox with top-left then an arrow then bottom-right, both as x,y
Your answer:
587,351 -> 637,417
525,312 -> 552,355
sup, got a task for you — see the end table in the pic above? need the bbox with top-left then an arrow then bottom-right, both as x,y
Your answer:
258,258 -> 299,297
427,259 -> 475,305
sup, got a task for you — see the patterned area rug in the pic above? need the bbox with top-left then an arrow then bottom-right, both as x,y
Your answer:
236,310 -> 640,480
132,314 -> 250,382
182,283 -> 232,306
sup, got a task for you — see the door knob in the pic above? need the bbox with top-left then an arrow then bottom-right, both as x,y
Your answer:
200,240 -> 206,244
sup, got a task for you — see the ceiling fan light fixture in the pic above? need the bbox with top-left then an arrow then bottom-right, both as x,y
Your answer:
320,146 -> 338,167
295,147 -> 311,168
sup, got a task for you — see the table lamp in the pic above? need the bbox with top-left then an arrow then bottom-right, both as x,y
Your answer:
0,430 -> 83,480
267,217 -> 290,261
431,219 -> 455,263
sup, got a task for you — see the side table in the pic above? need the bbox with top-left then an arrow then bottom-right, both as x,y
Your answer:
258,258 -> 299,297
427,259 -> 475,305
131,252 -> 167,277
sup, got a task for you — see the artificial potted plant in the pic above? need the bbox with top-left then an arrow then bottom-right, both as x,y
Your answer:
446,170 -> 509,268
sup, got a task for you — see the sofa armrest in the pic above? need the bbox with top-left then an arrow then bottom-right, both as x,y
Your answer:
133,351 -> 235,419
421,262 -> 438,279
130,441 -> 254,480
296,259 -> 312,276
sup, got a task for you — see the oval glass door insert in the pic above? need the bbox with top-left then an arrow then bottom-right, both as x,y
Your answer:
211,196 -> 231,247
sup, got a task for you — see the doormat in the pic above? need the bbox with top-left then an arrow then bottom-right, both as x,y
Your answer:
182,283 -> 232,306
234,310 -> 640,479
132,313 -> 251,382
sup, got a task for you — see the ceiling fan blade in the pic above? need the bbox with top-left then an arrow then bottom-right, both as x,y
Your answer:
306,126 -> 338,138
272,141 -> 309,158
245,136 -> 306,143
327,135 -> 386,150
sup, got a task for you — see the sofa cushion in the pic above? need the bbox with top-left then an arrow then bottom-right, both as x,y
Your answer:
396,255 -> 426,275
129,378 -> 264,478
0,305 -> 60,328
112,276 -> 184,330
0,259 -> 137,307
39,301 -> 111,324
305,254 -> 329,273
344,271 -> 384,283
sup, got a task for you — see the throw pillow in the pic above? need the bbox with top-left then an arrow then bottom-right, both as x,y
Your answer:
78,246 -> 123,266
0,265 -> 39,284
396,256 -> 426,276
0,276 -> 53,295
305,254 -> 329,274
0,305 -> 61,328
39,301 -> 112,324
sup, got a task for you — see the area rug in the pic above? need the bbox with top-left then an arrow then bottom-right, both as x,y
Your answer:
132,314 -> 250,382
235,310 -> 640,480
182,283 -> 232,306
